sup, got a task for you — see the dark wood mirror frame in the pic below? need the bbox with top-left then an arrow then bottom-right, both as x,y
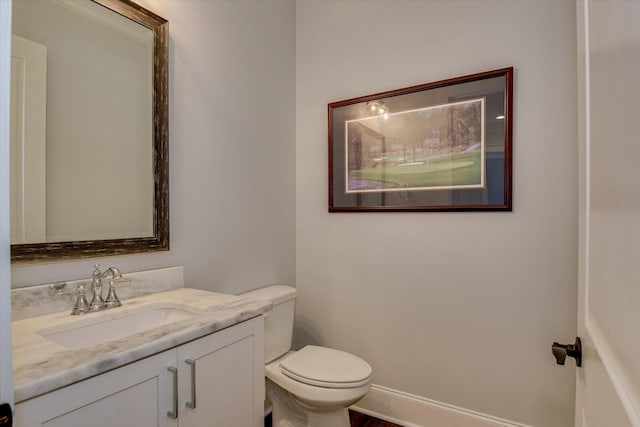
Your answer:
11,0 -> 169,263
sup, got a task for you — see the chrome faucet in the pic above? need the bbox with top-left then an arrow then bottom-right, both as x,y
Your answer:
57,265 -> 129,315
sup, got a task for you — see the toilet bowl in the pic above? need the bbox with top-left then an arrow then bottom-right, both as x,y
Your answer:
240,286 -> 372,427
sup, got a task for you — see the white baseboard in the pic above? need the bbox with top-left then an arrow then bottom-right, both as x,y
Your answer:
351,384 -> 532,427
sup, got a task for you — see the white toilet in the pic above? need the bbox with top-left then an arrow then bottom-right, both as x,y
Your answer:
241,285 -> 372,427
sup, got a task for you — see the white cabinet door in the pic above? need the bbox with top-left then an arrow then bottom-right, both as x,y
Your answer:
15,350 -> 178,427
177,316 -> 264,427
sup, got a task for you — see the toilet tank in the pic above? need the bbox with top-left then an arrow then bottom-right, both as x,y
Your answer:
240,285 -> 296,363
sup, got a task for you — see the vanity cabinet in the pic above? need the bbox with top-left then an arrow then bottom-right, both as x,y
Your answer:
15,316 -> 264,427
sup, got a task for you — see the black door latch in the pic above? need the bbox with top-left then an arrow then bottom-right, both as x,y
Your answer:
552,337 -> 582,367
0,403 -> 12,426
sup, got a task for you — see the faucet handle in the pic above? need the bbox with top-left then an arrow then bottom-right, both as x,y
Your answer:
73,285 -> 91,315
56,284 -> 90,315
55,283 -> 85,296
105,277 -> 131,308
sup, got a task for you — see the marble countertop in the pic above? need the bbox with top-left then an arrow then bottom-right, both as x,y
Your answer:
12,288 -> 272,403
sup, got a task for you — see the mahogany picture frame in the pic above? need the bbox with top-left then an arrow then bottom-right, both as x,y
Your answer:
328,67 -> 513,212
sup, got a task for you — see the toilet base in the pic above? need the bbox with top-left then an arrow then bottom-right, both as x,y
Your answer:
306,409 -> 350,427
267,379 -> 351,427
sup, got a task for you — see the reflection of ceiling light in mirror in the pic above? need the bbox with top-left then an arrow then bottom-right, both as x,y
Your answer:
496,115 -> 505,120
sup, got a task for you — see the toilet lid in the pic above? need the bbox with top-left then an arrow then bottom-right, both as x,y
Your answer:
280,345 -> 372,388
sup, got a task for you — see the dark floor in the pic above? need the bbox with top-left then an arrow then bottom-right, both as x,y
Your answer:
349,410 -> 403,427
264,410 -> 402,427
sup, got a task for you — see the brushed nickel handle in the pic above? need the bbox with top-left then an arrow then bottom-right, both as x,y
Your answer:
167,366 -> 178,419
185,359 -> 197,409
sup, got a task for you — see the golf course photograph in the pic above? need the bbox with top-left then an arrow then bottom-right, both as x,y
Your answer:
345,98 -> 485,193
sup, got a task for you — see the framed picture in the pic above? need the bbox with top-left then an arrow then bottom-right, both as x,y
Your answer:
328,67 -> 513,212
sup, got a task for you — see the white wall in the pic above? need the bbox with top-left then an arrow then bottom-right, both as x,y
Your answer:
11,0 -> 296,295
295,1 -> 577,426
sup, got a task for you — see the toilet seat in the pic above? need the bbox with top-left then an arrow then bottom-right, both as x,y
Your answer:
279,345 -> 372,388
266,353 -> 371,410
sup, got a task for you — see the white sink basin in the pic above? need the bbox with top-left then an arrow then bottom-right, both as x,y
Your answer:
37,307 -> 197,349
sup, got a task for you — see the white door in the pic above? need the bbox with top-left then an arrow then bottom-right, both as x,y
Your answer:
575,1 -> 640,426
0,0 -> 15,424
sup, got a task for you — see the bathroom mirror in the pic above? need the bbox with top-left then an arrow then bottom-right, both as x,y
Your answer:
10,0 -> 168,263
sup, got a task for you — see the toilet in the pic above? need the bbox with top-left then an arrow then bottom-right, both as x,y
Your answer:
241,285 -> 372,427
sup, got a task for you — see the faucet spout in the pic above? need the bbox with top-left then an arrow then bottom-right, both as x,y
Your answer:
101,267 -> 123,281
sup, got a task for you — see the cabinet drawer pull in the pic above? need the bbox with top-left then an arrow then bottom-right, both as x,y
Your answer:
185,359 -> 197,409
167,366 -> 178,419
